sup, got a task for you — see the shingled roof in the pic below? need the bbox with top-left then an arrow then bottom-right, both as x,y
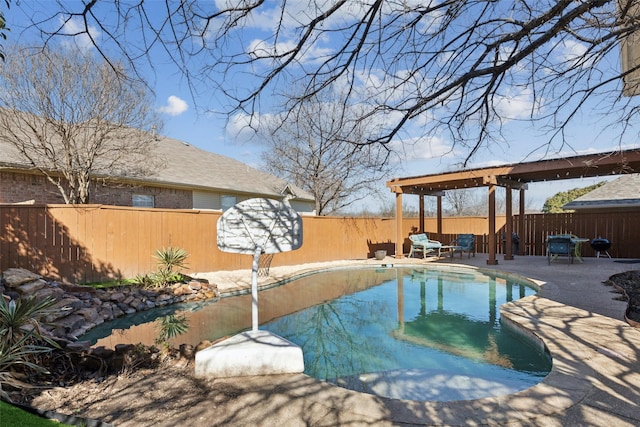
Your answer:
563,174 -> 640,211
0,131 -> 314,202
133,136 -> 314,200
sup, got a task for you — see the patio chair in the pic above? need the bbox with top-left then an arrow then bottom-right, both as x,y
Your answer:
408,233 -> 442,258
451,234 -> 476,258
547,235 -> 573,265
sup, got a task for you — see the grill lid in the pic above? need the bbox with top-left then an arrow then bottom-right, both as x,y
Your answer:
590,238 -> 611,251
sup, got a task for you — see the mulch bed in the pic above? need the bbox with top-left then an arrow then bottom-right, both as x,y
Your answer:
603,270 -> 640,324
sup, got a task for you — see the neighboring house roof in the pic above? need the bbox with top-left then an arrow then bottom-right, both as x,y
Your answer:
134,136 -> 314,201
0,131 -> 315,203
562,174 -> 640,210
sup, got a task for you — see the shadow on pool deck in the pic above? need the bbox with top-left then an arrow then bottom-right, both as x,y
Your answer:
146,255 -> 640,425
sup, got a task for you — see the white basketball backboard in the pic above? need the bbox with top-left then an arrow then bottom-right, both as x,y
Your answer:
217,198 -> 303,254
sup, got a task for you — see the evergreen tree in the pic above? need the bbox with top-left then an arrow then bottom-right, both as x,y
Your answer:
542,182 -> 605,213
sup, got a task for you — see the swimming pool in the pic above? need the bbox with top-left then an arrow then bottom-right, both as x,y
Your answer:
81,266 -> 551,401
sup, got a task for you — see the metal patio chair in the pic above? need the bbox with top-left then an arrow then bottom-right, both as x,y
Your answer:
450,234 -> 476,258
547,235 -> 574,265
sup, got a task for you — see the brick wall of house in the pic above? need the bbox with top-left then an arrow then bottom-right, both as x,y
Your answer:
0,171 -> 193,208
0,171 -> 66,204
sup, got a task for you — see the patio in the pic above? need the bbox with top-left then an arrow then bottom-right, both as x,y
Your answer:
179,254 -> 640,426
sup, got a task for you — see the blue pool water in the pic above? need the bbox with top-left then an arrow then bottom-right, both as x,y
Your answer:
261,267 -> 551,400
81,266 -> 551,401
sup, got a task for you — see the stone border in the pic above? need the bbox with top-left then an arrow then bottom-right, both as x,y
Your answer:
1,268 -> 220,344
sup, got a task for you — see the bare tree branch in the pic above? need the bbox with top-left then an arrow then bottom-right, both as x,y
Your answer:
260,90 -> 395,215
20,0 -> 640,166
0,45 -> 162,203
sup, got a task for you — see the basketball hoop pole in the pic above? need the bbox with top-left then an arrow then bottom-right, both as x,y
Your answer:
251,246 -> 262,331
217,198 -> 303,333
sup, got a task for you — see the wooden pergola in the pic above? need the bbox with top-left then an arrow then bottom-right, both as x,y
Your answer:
387,149 -> 640,265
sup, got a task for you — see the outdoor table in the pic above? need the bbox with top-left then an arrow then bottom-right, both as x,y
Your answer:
548,234 -> 589,263
571,237 -> 590,263
439,245 -> 462,258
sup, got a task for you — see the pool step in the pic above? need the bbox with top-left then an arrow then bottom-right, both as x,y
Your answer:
194,330 -> 304,377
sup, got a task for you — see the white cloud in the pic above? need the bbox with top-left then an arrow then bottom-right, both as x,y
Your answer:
558,40 -> 592,68
494,88 -> 539,121
59,17 -> 101,52
225,112 -> 269,144
390,135 -> 455,163
159,96 -> 189,116
248,37 -> 333,65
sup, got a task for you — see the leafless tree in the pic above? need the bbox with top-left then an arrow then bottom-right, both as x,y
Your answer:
0,46 -> 161,204
21,1 -> 640,165
0,0 -> 8,61
261,92 -> 395,215
444,189 -> 486,216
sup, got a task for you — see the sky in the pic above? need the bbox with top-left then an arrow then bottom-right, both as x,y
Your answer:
3,1 -> 637,213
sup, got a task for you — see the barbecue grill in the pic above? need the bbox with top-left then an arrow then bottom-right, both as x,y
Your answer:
590,238 -> 611,258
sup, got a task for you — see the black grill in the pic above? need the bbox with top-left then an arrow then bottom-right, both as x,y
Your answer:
590,238 -> 611,258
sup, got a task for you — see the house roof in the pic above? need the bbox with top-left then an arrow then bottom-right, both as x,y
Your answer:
562,174 -> 640,210
130,136 -> 314,201
0,130 -> 315,202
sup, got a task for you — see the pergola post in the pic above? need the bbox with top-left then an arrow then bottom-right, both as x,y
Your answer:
519,188 -> 526,255
504,186 -> 514,261
395,191 -> 404,258
419,194 -> 425,233
437,195 -> 443,241
487,183 -> 498,265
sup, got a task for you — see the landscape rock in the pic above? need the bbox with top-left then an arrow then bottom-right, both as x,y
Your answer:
1,267 -> 219,344
173,283 -> 194,296
75,307 -> 100,323
52,314 -> 86,334
2,268 -> 42,287
14,278 -> 48,295
34,286 -> 66,302
48,297 -> 85,320
188,281 -> 202,291
179,343 -> 195,359
110,292 -> 126,303
195,340 -> 213,353
64,341 -> 92,353
91,346 -> 115,360
58,283 -> 96,294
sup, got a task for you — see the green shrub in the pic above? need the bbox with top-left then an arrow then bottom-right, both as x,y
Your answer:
132,273 -> 155,287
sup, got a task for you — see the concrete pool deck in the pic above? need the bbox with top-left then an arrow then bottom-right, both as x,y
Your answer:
188,255 -> 640,426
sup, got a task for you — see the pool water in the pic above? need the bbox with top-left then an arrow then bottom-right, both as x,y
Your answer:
262,267 -> 550,400
81,266 -> 551,401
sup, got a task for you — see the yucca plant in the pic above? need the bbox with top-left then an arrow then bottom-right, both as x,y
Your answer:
0,295 -> 58,349
0,334 -> 52,401
0,296 -> 59,401
155,314 -> 189,352
154,246 -> 189,273
153,247 -> 189,286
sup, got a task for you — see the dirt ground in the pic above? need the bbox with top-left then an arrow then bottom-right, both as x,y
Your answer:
28,363 -> 250,426
16,270 -> 640,426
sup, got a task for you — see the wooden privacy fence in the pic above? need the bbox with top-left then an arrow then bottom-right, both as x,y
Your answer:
516,212 -> 640,258
1,204 -> 638,283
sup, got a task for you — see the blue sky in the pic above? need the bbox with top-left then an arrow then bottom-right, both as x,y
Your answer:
4,1 -> 638,212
